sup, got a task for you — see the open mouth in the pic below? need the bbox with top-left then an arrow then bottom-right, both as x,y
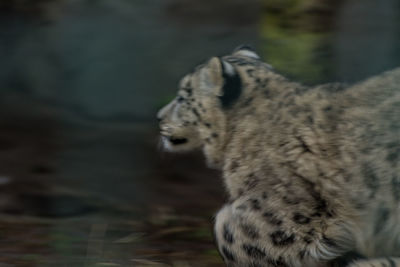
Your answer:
168,137 -> 188,145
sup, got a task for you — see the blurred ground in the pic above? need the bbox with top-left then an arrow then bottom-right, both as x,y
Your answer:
0,91 -> 225,266
0,0 -> 399,266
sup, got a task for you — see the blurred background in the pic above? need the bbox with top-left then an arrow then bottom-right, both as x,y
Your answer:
0,0 -> 399,266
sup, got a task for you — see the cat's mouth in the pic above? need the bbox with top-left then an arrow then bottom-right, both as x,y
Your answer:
161,134 -> 188,145
168,136 -> 188,145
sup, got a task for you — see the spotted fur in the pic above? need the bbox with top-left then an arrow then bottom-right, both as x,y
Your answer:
157,46 -> 400,266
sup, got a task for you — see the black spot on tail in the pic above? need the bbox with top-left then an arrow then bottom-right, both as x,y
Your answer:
221,246 -> 236,262
274,257 -> 289,267
240,223 -> 260,239
270,230 -> 295,246
242,244 -> 266,259
223,224 -> 234,244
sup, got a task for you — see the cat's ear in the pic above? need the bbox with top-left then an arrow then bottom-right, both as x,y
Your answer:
232,44 -> 260,59
199,57 -> 242,108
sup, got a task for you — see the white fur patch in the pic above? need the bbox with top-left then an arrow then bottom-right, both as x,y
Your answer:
222,60 -> 235,76
236,50 -> 260,59
161,136 -> 172,151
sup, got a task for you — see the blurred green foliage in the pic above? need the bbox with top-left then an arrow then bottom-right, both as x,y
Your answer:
260,0 -> 336,84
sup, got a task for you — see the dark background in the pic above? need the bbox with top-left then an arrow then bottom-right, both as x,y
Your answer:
0,0 -> 399,265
